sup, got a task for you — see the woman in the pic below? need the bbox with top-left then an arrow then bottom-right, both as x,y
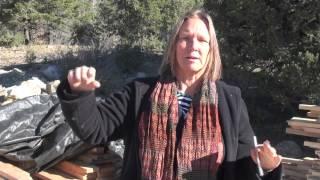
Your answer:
57,9 -> 282,180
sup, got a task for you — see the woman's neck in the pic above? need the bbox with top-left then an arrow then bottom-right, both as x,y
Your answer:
176,75 -> 203,96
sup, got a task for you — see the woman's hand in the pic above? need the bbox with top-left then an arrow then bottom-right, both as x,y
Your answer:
67,66 -> 101,92
250,140 -> 282,172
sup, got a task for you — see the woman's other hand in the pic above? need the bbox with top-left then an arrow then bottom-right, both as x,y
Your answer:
67,66 -> 101,92
250,140 -> 282,172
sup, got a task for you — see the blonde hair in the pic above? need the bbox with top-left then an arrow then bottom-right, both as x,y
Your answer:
159,9 -> 222,81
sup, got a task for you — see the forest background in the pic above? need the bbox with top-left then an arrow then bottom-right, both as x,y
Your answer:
0,0 -> 319,150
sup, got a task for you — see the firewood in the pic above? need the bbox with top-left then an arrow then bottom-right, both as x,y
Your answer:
307,111 -> 320,118
286,128 -> 320,138
32,169 -> 77,180
302,127 -> 320,134
54,161 -> 97,180
0,161 -> 32,180
299,104 -> 320,112
304,141 -> 320,150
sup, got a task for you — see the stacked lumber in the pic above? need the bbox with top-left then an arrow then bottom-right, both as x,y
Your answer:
300,104 -> 320,119
286,117 -> 320,138
283,104 -> 320,180
286,104 -> 320,138
282,157 -> 320,180
33,169 -> 78,180
33,147 -> 122,180
0,147 -> 122,180
0,161 -> 33,180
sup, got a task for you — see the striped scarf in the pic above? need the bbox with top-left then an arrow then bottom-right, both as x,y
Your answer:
138,80 -> 224,180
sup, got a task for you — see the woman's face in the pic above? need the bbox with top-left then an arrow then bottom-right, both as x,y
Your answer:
176,17 -> 210,79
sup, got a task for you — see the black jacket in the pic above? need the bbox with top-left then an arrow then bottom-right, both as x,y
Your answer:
57,77 -> 282,180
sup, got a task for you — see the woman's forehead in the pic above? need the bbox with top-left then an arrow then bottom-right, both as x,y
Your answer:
179,17 -> 210,36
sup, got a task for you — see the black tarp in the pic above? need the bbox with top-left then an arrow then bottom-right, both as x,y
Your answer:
0,94 -> 91,173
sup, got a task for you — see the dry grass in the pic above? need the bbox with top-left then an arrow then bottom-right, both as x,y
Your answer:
0,45 -> 92,67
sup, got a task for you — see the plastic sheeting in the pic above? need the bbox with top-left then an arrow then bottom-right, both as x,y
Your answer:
0,94 -> 91,173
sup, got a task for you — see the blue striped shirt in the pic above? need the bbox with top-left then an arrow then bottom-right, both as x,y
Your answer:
176,91 -> 192,117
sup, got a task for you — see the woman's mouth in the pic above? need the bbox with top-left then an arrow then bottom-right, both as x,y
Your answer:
186,56 -> 199,61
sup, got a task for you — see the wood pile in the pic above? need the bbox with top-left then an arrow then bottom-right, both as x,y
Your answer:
282,157 -> 320,180
283,104 -> 320,180
0,147 -> 122,180
0,161 -> 33,180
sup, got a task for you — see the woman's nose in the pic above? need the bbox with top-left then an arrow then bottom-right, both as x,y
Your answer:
188,38 -> 200,51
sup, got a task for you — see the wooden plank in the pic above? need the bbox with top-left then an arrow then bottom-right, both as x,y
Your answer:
303,157 -> 320,166
54,161 -> 95,175
310,170 -> 320,176
32,169 -> 77,180
287,120 -> 320,129
290,117 -> 320,123
303,127 -> 320,135
0,161 -> 32,180
307,175 -> 320,180
307,111 -> 320,118
303,141 -> 320,149
97,168 -> 122,179
289,124 -> 304,130
284,164 -> 309,172
97,163 -> 116,177
299,104 -> 320,112
315,150 -> 320,158
297,164 -> 312,171
54,161 -> 97,180
283,168 -> 307,178
286,128 -> 320,138
282,157 -> 304,164
87,147 -> 105,154
311,164 -> 320,170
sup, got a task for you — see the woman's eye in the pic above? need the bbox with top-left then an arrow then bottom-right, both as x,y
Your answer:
199,39 -> 209,43
180,37 -> 189,41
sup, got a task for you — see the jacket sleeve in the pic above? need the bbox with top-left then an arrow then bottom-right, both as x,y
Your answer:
236,95 -> 282,180
57,79 -> 134,145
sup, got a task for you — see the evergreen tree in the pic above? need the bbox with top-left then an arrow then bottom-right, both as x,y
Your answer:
0,0 -> 95,45
204,0 -> 320,123
96,0 -> 204,51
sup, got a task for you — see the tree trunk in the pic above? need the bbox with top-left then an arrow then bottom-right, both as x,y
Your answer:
24,21 -> 31,45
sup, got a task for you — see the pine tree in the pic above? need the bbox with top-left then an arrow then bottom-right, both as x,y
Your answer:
0,0 -> 95,45
96,0 -> 204,52
204,0 -> 320,123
